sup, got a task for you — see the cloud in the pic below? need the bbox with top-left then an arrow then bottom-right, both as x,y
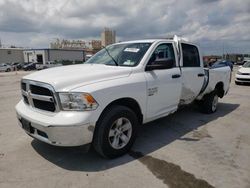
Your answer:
0,0 -> 249,55
198,0 -> 220,4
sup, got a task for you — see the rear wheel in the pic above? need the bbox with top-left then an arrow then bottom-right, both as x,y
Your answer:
93,105 -> 138,158
6,68 -> 11,72
199,91 -> 219,114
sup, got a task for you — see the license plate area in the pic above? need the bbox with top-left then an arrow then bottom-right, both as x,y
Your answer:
21,118 -> 34,134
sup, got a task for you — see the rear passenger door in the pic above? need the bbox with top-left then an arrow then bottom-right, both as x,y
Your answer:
180,43 -> 204,104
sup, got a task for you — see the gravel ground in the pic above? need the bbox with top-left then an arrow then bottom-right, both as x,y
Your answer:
0,69 -> 250,188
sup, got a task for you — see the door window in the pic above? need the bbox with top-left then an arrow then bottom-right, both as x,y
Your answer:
182,43 -> 200,67
148,43 -> 176,67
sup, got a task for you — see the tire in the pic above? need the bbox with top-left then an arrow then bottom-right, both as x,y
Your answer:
93,105 -> 139,158
6,68 -> 11,72
199,91 -> 219,114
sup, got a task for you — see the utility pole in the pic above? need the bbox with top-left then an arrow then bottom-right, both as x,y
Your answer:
222,41 -> 225,60
0,38 -> 2,48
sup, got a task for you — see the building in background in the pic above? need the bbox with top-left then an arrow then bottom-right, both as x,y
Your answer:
89,40 -> 102,50
50,39 -> 87,49
0,48 -> 24,64
101,28 -> 116,46
224,53 -> 249,63
23,49 -> 85,64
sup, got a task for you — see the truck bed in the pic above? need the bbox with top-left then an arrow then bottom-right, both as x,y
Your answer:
197,66 -> 231,100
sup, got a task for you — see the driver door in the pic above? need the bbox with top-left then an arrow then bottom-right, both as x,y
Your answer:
144,43 -> 182,121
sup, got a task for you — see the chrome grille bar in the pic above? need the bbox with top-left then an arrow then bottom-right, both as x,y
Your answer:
30,93 -> 54,102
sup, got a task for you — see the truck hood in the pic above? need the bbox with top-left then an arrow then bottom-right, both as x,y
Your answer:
23,64 -> 132,91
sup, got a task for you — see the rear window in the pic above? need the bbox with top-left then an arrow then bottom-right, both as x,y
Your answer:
182,43 -> 200,67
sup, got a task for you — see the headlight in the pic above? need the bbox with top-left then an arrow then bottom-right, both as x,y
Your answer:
58,92 -> 98,111
237,71 -> 242,75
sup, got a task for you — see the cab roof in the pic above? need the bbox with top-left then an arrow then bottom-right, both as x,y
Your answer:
117,39 -> 173,44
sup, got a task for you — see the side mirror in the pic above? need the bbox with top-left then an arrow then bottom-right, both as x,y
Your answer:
145,59 -> 174,71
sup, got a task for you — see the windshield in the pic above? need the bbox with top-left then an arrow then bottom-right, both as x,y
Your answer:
243,62 -> 250,67
86,43 -> 152,67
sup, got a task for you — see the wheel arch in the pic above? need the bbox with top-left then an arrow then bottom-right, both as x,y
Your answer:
98,97 -> 143,125
215,82 -> 224,98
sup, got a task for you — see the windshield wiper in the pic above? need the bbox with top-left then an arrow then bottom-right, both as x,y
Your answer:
102,46 -> 118,66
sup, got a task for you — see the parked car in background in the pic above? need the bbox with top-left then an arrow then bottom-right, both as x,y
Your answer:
18,62 -> 28,70
211,60 -> 233,71
236,60 -> 249,65
0,63 -> 12,72
36,61 -> 62,70
11,62 -> 24,70
85,54 -> 93,61
235,61 -> 250,85
23,63 -> 37,71
11,62 -> 19,67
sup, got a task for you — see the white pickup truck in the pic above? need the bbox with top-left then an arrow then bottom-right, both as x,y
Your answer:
16,36 -> 231,158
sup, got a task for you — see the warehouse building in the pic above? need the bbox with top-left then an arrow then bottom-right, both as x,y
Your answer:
23,49 -> 85,64
0,48 -> 24,64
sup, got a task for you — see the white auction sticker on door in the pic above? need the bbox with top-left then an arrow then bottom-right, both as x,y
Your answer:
124,48 -> 140,53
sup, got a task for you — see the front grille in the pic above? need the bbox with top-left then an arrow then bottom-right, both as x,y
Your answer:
30,85 -> 52,96
33,99 -> 55,111
21,80 -> 59,112
237,78 -> 250,81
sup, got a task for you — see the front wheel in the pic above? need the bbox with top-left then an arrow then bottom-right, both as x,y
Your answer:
199,91 -> 219,114
93,105 -> 139,158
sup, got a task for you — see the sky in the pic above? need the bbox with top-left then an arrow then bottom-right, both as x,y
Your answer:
0,0 -> 249,55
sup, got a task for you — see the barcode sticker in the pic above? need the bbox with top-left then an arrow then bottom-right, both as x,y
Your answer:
124,48 -> 140,53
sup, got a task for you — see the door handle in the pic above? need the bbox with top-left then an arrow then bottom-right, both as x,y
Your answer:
172,74 -> 181,78
198,73 -> 205,77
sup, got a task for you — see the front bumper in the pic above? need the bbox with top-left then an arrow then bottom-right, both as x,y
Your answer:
15,100 -> 95,146
235,74 -> 250,83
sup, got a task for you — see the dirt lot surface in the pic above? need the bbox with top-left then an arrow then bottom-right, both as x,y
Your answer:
0,69 -> 250,188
